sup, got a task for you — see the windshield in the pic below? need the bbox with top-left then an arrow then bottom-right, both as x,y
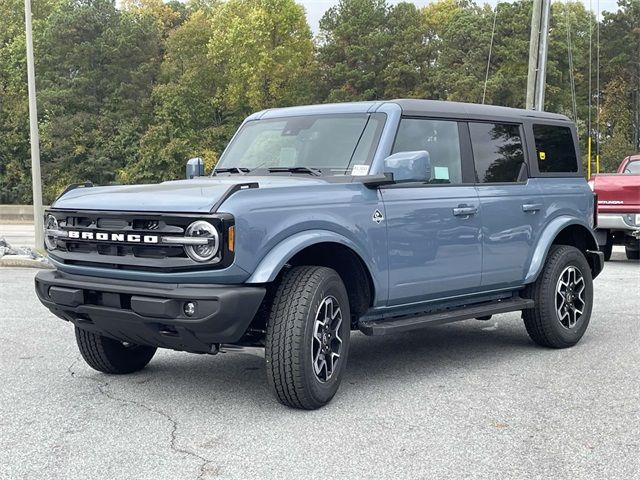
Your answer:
215,114 -> 384,175
624,160 -> 640,174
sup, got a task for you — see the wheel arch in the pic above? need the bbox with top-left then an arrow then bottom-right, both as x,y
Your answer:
525,216 -> 603,284
246,231 -> 377,322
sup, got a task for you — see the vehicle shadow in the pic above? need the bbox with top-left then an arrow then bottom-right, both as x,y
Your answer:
96,315 -> 545,411
344,317 -> 536,389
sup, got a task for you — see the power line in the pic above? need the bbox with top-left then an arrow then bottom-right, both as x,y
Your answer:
482,3 -> 499,105
565,0 -> 578,122
596,0 -> 601,173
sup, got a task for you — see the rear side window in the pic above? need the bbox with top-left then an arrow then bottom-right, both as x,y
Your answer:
533,124 -> 578,173
469,123 -> 525,183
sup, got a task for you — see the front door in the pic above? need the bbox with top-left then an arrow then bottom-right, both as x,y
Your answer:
381,117 -> 482,306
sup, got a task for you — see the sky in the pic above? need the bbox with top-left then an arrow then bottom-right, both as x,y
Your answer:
300,0 -> 622,32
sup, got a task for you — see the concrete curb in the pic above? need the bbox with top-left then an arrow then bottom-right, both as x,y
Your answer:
0,255 -> 53,269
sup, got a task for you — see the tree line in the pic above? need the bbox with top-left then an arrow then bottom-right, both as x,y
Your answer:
0,0 -> 638,204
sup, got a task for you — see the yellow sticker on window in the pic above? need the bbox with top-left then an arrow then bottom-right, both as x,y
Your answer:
539,151 -> 546,160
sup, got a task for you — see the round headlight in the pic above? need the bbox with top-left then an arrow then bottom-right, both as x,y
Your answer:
184,221 -> 219,262
44,215 -> 58,250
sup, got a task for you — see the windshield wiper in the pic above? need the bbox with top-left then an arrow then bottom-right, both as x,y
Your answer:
267,166 -> 322,176
214,167 -> 250,174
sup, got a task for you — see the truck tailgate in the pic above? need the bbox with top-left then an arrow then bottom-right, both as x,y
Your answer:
592,174 -> 640,214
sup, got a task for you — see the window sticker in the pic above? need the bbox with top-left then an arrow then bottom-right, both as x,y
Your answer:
538,151 -> 546,161
433,166 -> 450,180
351,164 -> 370,176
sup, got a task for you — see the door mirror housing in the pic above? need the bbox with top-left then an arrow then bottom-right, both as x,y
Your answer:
383,151 -> 431,183
186,157 -> 205,179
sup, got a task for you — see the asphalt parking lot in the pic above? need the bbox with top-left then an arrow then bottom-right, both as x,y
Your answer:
1,250 -> 638,480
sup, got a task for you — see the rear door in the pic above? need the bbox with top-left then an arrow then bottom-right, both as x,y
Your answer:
468,121 -> 545,288
381,117 -> 482,305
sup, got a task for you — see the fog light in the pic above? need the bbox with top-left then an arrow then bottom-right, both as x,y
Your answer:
183,302 -> 196,317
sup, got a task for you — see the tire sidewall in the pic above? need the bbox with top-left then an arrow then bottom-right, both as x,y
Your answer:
300,271 -> 350,405
626,241 -> 640,260
602,234 -> 613,261
541,247 -> 594,345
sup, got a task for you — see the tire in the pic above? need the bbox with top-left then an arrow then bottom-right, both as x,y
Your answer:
265,266 -> 350,409
75,327 -> 157,374
602,232 -> 613,261
625,243 -> 640,260
522,245 -> 593,349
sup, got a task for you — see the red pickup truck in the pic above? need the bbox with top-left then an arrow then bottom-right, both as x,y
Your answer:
589,154 -> 640,260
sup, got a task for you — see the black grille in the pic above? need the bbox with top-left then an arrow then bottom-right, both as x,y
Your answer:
47,209 -> 234,272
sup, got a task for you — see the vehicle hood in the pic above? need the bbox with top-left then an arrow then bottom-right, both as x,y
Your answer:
52,176 -> 329,213
592,174 -> 640,213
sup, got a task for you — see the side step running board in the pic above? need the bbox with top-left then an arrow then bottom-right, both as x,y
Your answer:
359,297 -> 534,336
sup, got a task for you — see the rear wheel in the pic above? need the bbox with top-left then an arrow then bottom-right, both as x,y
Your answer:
265,266 -> 350,410
625,241 -> 640,260
75,327 -> 157,374
601,232 -> 613,261
522,245 -> 593,348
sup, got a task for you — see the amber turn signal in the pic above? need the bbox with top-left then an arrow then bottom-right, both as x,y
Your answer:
227,225 -> 235,252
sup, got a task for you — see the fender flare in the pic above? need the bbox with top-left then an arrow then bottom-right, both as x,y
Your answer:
246,230 -> 373,285
524,216 -> 600,284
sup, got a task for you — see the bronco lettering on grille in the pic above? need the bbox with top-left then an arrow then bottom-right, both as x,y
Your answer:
67,230 -> 159,244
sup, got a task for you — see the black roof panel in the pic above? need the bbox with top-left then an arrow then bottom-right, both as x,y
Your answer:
389,99 -> 571,123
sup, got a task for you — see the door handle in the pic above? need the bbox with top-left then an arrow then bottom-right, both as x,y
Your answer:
522,203 -> 543,213
453,206 -> 478,217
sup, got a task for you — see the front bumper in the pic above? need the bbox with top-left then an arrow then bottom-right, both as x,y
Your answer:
35,270 -> 266,353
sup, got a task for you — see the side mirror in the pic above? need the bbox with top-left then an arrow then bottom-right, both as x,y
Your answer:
186,157 -> 205,179
383,150 -> 431,183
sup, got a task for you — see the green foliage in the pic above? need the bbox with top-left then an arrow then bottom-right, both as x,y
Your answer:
119,0 -> 316,184
318,0 -> 389,101
436,4 -> 492,103
0,0 -> 64,203
599,77 -> 636,171
209,0 -> 316,111
382,2 -> 429,98
598,0 -> 640,168
0,0 -> 638,202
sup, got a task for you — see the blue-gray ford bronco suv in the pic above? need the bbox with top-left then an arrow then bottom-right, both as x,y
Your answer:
36,100 -> 604,409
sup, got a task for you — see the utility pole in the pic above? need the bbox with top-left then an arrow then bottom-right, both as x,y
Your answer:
526,0 -> 551,111
24,0 -> 44,250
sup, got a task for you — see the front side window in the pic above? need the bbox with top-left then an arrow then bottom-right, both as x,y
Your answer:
392,118 -> 463,184
216,114 -> 384,175
533,124 -> 578,173
469,122 -> 525,183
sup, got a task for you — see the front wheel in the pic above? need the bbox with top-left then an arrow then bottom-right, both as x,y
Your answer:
522,245 -> 593,348
75,327 -> 157,374
265,266 -> 350,409
625,241 -> 640,260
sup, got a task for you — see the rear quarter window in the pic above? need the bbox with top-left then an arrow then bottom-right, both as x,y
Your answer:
533,124 -> 578,173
